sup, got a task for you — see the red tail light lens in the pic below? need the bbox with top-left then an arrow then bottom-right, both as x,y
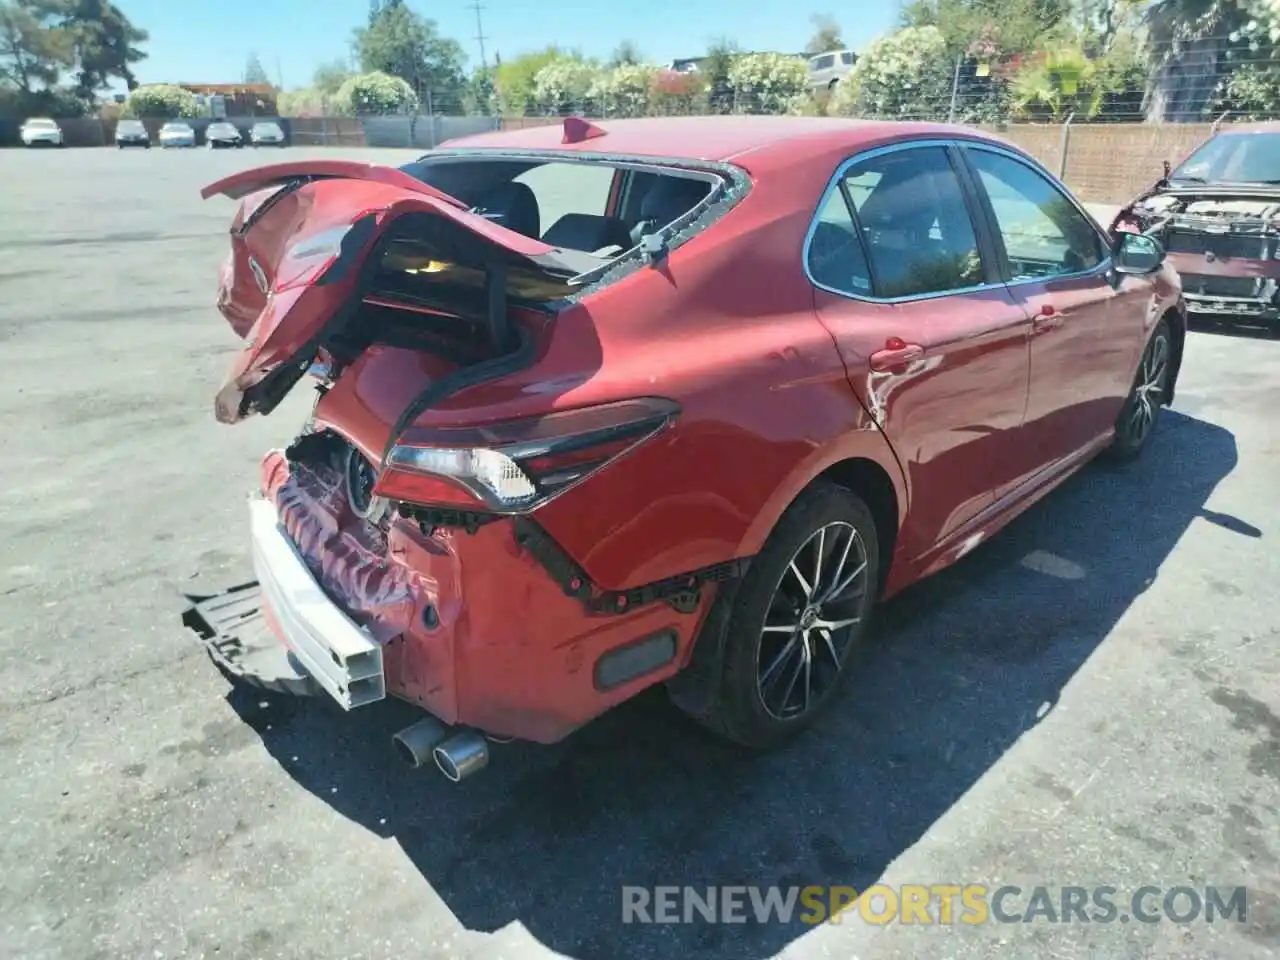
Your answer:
374,397 -> 680,513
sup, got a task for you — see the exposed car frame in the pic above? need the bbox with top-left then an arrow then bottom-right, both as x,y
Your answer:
1113,123 -> 1280,326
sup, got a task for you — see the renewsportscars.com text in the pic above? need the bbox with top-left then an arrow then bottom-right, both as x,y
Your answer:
621,885 -> 1250,925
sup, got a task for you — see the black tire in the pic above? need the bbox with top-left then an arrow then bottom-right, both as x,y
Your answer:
689,482 -> 880,749
1107,317 -> 1172,461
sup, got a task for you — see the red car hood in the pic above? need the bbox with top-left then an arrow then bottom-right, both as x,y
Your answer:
202,161 -> 593,425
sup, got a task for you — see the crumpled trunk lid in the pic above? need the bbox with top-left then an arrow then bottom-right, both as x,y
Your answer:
201,160 -> 592,427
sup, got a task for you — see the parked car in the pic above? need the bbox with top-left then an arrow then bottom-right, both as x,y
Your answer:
115,118 -> 150,148
184,116 -> 1184,781
1113,123 -> 1280,326
205,121 -> 242,148
19,117 -> 63,147
158,121 -> 196,148
809,50 -> 857,91
249,120 -> 285,147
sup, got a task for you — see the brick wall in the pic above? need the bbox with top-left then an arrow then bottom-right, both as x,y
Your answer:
994,122 -> 1220,204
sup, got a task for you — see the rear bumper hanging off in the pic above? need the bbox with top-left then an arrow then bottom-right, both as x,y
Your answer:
181,581 -> 320,697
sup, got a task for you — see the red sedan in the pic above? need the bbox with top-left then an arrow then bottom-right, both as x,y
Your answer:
184,116 -> 1185,780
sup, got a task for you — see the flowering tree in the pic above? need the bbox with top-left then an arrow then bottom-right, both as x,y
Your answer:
727,52 -> 808,114
532,57 -> 600,114
649,69 -> 707,115
830,25 -> 951,119
333,71 -> 418,115
589,62 -> 658,117
121,84 -> 200,119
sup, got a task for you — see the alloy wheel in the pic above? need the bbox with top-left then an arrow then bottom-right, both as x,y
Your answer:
1129,331 -> 1169,446
756,521 -> 869,721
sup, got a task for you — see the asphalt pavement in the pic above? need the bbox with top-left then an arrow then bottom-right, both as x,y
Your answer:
0,146 -> 1276,960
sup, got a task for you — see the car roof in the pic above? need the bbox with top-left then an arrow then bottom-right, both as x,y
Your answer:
439,116 -> 987,171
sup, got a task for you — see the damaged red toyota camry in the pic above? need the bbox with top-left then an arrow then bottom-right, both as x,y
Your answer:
184,116 -> 1185,781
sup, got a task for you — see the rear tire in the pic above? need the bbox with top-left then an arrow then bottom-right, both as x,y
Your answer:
1107,318 -> 1172,461
688,482 -> 880,749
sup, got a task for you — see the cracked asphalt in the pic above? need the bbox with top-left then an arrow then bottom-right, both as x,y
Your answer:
0,146 -> 1277,960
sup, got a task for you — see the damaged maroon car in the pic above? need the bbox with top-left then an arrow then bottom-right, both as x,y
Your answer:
1114,123 -> 1280,326
184,117 -> 1184,781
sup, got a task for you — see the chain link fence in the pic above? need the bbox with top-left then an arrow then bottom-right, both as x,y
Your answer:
8,34 -> 1278,204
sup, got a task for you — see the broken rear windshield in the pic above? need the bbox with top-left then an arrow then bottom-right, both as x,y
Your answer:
397,155 -> 725,258
1171,132 -> 1280,184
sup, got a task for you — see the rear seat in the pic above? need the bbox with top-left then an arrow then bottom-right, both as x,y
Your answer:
541,213 -> 633,254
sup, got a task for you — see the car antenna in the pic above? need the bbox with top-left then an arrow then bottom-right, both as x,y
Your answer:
562,116 -> 606,144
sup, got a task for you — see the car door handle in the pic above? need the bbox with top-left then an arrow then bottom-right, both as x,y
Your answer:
868,339 -> 924,372
1032,304 -> 1062,332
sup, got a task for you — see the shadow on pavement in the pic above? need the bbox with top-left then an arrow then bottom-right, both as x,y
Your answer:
225,409 -> 1246,960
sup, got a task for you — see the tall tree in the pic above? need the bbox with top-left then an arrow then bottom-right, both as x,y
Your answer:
244,51 -> 270,85
610,39 -> 642,66
368,0 -> 404,27
312,57 -> 352,96
805,13 -> 845,55
354,2 -> 465,104
901,0 -> 1069,55
56,0 -> 147,95
0,0 -> 72,93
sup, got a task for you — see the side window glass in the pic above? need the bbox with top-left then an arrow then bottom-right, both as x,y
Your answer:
967,149 -> 1102,281
807,190 -> 872,296
844,146 -> 985,298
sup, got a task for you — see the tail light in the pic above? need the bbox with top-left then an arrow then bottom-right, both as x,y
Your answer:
374,397 -> 680,513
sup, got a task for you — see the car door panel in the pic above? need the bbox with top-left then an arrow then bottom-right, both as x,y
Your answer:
805,141 -> 1032,562
960,144 -> 1147,473
815,289 -> 1031,560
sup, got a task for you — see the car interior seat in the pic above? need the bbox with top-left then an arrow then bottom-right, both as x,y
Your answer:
471,181 -> 541,239
628,177 -> 712,245
541,213 -> 633,254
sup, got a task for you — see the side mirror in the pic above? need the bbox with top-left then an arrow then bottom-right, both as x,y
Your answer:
1113,232 -> 1164,275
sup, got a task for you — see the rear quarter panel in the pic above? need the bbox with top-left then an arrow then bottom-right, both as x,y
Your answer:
497,174 -> 909,592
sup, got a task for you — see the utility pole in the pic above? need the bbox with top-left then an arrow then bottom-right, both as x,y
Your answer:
469,0 -> 489,73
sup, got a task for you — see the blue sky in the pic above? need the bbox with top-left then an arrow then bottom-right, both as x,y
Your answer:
116,0 -> 901,90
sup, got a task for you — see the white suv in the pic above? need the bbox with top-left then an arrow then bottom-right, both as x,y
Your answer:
20,117 -> 64,147
809,50 -> 857,92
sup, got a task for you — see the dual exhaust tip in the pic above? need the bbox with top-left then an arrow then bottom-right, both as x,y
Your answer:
392,716 -> 490,782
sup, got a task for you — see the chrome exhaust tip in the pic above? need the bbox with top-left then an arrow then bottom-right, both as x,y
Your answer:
433,730 -> 489,782
392,716 -> 448,768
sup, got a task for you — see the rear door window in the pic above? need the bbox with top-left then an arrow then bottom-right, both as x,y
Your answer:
842,146 -> 986,299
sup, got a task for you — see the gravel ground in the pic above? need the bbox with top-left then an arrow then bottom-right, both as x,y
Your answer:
0,146 -> 1277,960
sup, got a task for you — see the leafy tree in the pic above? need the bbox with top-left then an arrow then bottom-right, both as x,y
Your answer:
0,0 -> 72,94
56,0 -> 148,97
805,13 -> 845,55
244,51 -> 270,85
354,2 -> 465,108
313,57 -> 351,95
702,37 -> 739,113
367,0 -> 403,27
610,39 -> 641,66
494,45 -> 565,113
121,83 -> 199,118
901,0 -> 1069,56
462,66 -> 494,114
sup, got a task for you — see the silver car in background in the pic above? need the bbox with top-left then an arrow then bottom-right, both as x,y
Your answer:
249,120 -> 285,147
808,50 -> 857,92
115,119 -> 150,148
158,121 -> 196,148
20,117 -> 64,147
205,121 -> 243,149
